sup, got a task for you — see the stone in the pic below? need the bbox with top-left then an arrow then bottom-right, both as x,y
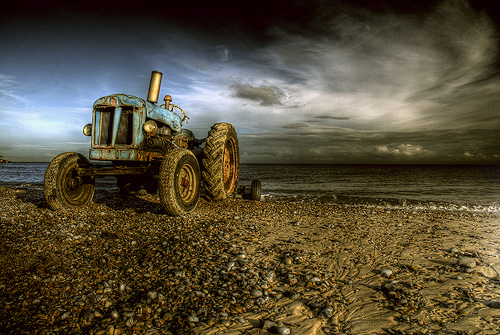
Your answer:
458,257 -> 476,268
262,319 -> 278,330
487,301 -> 500,309
274,327 -> 291,335
380,269 -> 393,277
321,306 -> 334,318
251,289 -> 263,298
146,291 -> 158,300
187,315 -> 199,322
111,311 -> 120,320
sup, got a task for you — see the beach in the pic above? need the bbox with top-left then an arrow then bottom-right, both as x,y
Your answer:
1,185 -> 499,335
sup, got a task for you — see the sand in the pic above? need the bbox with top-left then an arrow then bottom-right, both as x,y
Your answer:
0,185 -> 499,334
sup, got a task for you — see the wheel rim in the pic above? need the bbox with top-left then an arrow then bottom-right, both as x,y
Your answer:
178,162 -> 197,204
223,137 -> 237,195
62,164 -> 90,204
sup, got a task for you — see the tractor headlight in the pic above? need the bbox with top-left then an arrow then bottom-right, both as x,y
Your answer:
143,120 -> 158,134
83,124 -> 92,136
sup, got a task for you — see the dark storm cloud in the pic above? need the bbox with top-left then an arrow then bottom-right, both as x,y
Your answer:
231,83 -> 287,106
282,123 -> 309,130
313,115 -> 351,121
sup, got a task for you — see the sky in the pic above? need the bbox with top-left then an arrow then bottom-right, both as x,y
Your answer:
1,0 -> 499,164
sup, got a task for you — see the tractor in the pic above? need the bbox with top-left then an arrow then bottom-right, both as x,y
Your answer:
44,71 -> 239,216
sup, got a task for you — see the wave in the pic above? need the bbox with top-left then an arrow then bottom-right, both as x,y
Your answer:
262,193 -> 500,214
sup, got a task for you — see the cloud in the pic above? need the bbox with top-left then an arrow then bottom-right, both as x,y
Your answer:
313,115 -> 350,121
0,0 -> 499,163
231,83 -> 287,106
282,123 -> 309,129
376,144 -> 437,158
0,73 -> 27,104
241,0 -> 500,131
213,45 -> 230,61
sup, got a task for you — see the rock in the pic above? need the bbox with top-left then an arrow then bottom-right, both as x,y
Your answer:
146,290 -> 157,300
251,289 -> 263,297
273,327 -> 291,335
256,297 -> 267,305
487,301 -> 500,309
450,247 -> 459,253
321,306 -> 334,318
111,310 -> 120,320
125,317 -> 134,327
262,319 -> 278,330
187,315 -> 199,322
458,257 -> 476,268
380,269 -> 393,277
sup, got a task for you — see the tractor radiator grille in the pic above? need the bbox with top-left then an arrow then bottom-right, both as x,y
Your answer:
95,107 -> 134,146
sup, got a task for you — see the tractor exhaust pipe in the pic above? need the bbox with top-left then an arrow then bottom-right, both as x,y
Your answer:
147,70 -> 163,104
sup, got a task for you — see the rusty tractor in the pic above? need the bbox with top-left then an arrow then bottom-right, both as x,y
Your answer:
44,71 -> 239,215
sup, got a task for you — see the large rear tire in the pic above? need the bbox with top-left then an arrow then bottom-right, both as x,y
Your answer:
158,149 -> 201,216
202,122 -> 239,201
44,152 -> 95,210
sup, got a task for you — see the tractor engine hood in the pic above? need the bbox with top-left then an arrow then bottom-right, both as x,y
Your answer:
93,94 -> 182,132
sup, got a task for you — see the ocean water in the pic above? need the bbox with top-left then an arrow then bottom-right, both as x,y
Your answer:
1,162 -> 499,213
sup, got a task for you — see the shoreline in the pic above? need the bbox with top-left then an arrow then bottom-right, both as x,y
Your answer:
1,182 -> 499,215
1,186 -> 500,334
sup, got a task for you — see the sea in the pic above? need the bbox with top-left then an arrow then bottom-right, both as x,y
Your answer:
0,162 -> 499,213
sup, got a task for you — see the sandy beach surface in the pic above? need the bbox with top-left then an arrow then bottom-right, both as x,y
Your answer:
1,185 -> 500,335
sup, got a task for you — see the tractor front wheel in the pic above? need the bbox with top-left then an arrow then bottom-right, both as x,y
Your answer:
202,122 -> 239,201
44,152 -> 95,210
158,149 -> 201,216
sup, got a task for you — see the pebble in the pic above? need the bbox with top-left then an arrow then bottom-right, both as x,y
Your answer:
1,186 -> 498,335
111,311 -> 120,320
274,326 -> 291,335
187,315 -> 199,323
458,257 -> 477,268
125,317 -> 134,327
487,301 -> 500,309
262,319 -> 278,330
380,268 -> 393,277
251,289 -> 263,297
321,306 -> 334,318
146,290 -> 158,300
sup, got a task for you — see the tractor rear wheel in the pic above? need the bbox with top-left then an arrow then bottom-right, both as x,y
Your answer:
202,122 -> 239,201
44,152 -> 95,210
158,149 -> 201,216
